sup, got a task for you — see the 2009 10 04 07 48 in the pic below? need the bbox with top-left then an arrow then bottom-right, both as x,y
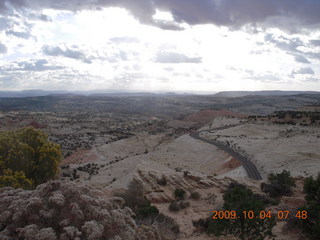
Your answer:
212,210 -> 308,220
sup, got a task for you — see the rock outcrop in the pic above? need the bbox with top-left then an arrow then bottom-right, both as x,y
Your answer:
133,169 -> 230,203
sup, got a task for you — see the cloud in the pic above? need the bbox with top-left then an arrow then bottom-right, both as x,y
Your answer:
247,72 -> 281,82
38,14 -> 50,21
292,67 -> 315,75
153,19 -> 184,30
18,59 -> 64,71
105,50 -> 135,63
0,17 -> 13,30
155,51 -> 202,63
264,34 -> 303,52
6,30 -> 31,39
293,55 -> 310,64
0,59 -> 64,72
1,0 -> 320,31
163,66 -> 174,71
264,33 -> 320,62
0,43 -> 7,54
309,40 -> 320,46
110,37 -> 139,44
42,45 -> 92,63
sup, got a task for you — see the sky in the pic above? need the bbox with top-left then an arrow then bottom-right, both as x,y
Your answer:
0,0 -> 320,93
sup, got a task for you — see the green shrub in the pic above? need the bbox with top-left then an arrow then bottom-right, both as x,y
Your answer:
119,181 -> 180,239
157,175 -> 167,186
298,174 -> 320,239
115,181 -> 149,214
137,204 -> 159,218
268,170 -> 295,187
0,169 -> 32,189
155,213 -> 180,235
205,193 -> 217,204
194,182 -> 276,240
169,201 -> 180,212
168,200 -> 190,212
0,127 -> 62,188
179,200 -> 190,209
190,191 -> 201,200
261,170 -> 295,198
174,188 -> 186,200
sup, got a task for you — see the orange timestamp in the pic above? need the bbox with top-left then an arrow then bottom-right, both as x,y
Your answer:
212,210 -> 308,220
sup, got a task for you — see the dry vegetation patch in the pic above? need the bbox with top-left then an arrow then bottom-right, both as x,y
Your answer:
0,181 -> 160,240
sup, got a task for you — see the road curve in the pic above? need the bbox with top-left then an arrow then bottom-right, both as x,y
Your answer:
190,126 -> 262,180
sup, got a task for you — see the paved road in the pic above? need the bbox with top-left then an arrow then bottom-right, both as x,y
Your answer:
190,125 -> 262,180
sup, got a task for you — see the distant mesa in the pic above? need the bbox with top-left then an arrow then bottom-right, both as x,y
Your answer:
214,90 -> 320,98
0,89 -> 179,98
0,90 -> 68,98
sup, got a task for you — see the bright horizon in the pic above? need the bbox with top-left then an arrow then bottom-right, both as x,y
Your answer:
0,1 -> 320,92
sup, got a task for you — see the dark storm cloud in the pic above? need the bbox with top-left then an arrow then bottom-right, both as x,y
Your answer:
0,43 -> 7,54
42,45 -> 92,63
155,51 -> 201,63
1,0 -> 320,31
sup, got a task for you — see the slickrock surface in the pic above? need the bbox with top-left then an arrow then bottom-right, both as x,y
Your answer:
134,168 -> 226,203
201,122 -> 320,178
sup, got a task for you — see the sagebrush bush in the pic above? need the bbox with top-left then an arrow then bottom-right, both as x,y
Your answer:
0,180 -> 160,240
136,213 -> 180,240
116,181 -> 180,240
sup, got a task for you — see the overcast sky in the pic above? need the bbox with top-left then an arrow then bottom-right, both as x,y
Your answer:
0,0 -> 320,93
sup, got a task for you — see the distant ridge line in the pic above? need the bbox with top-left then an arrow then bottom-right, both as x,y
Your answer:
214,90 -> 320,98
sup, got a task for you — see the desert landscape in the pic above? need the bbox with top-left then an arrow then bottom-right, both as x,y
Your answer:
1,0 -> 320,239
1,92 -> 320,239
